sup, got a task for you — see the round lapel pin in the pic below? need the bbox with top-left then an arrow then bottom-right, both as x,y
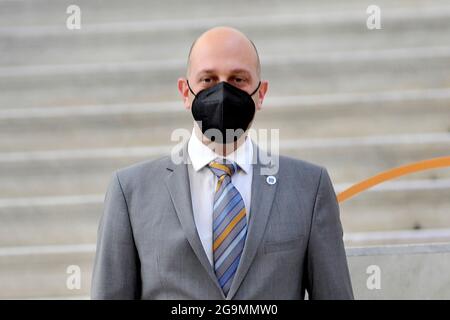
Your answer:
266,175 -> 276,185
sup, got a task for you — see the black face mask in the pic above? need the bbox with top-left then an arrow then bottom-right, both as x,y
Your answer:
187,81 -> 261,144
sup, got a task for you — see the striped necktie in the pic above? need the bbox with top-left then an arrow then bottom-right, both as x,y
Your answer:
208,160 -> 248,296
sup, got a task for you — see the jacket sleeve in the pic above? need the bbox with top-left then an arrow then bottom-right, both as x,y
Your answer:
305,167 -> 354,300
91,171 -> 141,299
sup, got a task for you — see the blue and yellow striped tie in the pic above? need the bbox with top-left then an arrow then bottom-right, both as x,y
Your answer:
208,160 -> 248,296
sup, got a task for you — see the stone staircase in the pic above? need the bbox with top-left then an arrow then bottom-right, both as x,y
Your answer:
0,0 -> 449,299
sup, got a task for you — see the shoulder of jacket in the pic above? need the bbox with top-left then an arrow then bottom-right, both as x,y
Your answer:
278,154 -> 324,176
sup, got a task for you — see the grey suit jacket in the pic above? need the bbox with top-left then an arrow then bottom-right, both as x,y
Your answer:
91,143 -> 354,300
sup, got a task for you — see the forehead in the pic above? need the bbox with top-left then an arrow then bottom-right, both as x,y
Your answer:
189,34 -> 259,77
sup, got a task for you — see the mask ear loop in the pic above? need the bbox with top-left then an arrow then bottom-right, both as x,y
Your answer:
249,81 -> 262,96
186,80 -> 197,97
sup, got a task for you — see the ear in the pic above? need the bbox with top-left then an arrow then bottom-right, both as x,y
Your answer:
177,77 -> 191,110
255,80 -> 268,111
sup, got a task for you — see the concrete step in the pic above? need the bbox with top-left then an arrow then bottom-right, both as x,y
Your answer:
2,10 -> 450,66
340,186 -> 450,232
344,228 -> 450,247
0,136 -> 449,197
0,146 -> 450,245
1,242 -> 450,299
0,203 -> 102,247
0,96 -> 449,152
0,0 -> 357,27
1,187 -> 450,247
0,249 -> 93,299
348,243 -> 450,299
2,48 -> 450,108
3,0 -> 448,27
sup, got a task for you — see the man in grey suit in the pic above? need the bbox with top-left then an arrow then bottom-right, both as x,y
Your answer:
91,26 -> 354,300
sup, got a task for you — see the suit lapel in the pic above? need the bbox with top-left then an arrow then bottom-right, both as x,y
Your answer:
226,144 -> 279,300
165,144 -> 226,298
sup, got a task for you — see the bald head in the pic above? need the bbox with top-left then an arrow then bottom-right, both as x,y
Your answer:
177,26 -> 269,122
187,26 -> 261,78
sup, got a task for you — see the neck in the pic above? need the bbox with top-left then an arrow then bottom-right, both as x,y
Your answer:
193,124 -> 247,157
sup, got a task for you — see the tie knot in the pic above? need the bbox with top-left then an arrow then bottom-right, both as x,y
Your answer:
208,160 -> 238,178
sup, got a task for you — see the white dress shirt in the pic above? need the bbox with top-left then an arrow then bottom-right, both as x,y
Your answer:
187,129 -> 253,266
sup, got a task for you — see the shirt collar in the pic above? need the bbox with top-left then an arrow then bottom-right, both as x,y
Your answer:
187,128 -> 253,174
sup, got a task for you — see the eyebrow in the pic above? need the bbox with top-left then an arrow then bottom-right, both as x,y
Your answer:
229,68 -> 252,76
196,69 -> 217,76
195,68 -> 253,78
